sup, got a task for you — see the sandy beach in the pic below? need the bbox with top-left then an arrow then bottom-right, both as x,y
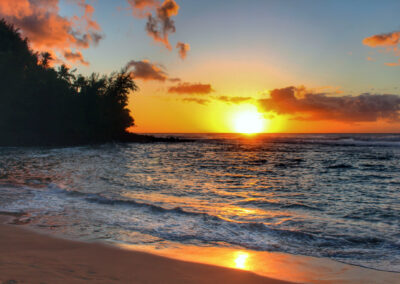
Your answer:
0,216 -> 291,284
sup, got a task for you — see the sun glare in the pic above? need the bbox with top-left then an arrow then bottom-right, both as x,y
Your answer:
234,251 -> 250,269
232,108 -> 266,134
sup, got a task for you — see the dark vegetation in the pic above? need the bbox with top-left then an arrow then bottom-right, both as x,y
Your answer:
0,20 -> 184,146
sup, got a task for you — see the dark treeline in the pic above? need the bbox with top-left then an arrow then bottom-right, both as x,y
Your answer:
0,20 -> 181,146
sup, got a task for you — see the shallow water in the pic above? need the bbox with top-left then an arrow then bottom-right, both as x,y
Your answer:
0,133 -> 399,272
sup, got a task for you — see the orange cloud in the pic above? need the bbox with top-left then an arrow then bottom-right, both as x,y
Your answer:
363,32 -> 400,47
146,0 -> 179,49
127,0 -> 179,49
127,0 -> 188,56
217,96 -> 253,104
63,49 -> 89,66
127,0 -> 159,14
363,30 -> 400,66
178,95 -> 253,105
258,86 -> 400,122
0,0 -> 102,65
176,41 -> 190,59
384,59 -> 400,66
125,60 -> 168,81
181,98 -> 210,105
168,83 -> 213,94
168,77 -> 181,82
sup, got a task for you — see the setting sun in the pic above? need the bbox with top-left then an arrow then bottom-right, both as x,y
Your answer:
232,108 -> 266,134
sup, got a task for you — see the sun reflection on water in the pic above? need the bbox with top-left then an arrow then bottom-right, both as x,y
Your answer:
234,251 -> 249,270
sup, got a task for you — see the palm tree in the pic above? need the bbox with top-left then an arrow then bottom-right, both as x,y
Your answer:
57,64 -> 75,83
40,52 -> 53,68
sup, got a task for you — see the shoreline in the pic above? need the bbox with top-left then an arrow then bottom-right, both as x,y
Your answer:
0,216 -> 291,284
0,133 -> 193,148
1,215 -> 399,283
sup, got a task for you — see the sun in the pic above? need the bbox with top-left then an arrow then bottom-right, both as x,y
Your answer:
232,108 -> 266,134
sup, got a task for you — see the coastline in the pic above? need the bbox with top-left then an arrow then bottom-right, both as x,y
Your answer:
1,215 -> 399,284
0,133 -> 193,147
0,216 -> 291,284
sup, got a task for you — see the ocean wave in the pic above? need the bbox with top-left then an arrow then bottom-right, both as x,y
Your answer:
45,185 -> 400,252
326,163 -> 354,169
236,199 -> 322,211
206,135 -> 400,147
1,138 -> 400,273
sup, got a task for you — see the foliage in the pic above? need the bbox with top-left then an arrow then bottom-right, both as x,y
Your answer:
0,19 -> 138,146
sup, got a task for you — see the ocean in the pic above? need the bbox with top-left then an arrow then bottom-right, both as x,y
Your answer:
0,133 -> 399,272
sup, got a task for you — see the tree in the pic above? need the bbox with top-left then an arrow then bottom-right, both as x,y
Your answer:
0,19 -> 138,146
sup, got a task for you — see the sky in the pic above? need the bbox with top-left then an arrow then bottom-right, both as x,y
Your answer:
2,0 -> 400,133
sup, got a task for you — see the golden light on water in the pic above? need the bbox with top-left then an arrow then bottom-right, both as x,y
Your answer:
233,251 -> 250,269
232,106 -> 267,134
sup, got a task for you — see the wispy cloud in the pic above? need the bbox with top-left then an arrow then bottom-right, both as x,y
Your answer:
363,30 -> 400,66
181,98 -> 210,105
176,41 -> 190,59
126,0 -> 190,58
217,96 -> 253,104
127,0 -> 178,49
168,83 -> 213,94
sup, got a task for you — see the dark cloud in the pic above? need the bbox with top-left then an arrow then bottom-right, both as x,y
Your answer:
125,60 -> 168,81
217,96 -> 253,104
258,86 -> 400,122
176,41 -> 190,59
168,83 -> 213,94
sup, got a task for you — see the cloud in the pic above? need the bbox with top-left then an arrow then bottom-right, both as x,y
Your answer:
363,31 -> 400,47
125,59 -> 168,81
217,96 -> 253,104
258,86 -> 400,122
168,83 -> 213,94
178,95 -> 252,105
146,0 -> 179,50
0,0 -> 102,65
385,59 -> 400,66
168,77 -> 181,82
127,0 -> 159,15
363,30 -> 400,66
176,41 -> 190,59
127,0 -> 179,50
63,49 -> 89,66
181,98 -> 210,105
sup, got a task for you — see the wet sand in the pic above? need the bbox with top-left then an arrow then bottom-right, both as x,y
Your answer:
0,216 -> 291,284
1,215 -> 399,284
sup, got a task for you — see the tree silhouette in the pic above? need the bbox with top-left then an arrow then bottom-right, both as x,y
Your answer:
0,19 -> 143,146
40,52 -> 53,68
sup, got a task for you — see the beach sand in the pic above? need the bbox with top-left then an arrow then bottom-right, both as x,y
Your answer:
1,215 -> 399,284
0,216 -> 291,284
